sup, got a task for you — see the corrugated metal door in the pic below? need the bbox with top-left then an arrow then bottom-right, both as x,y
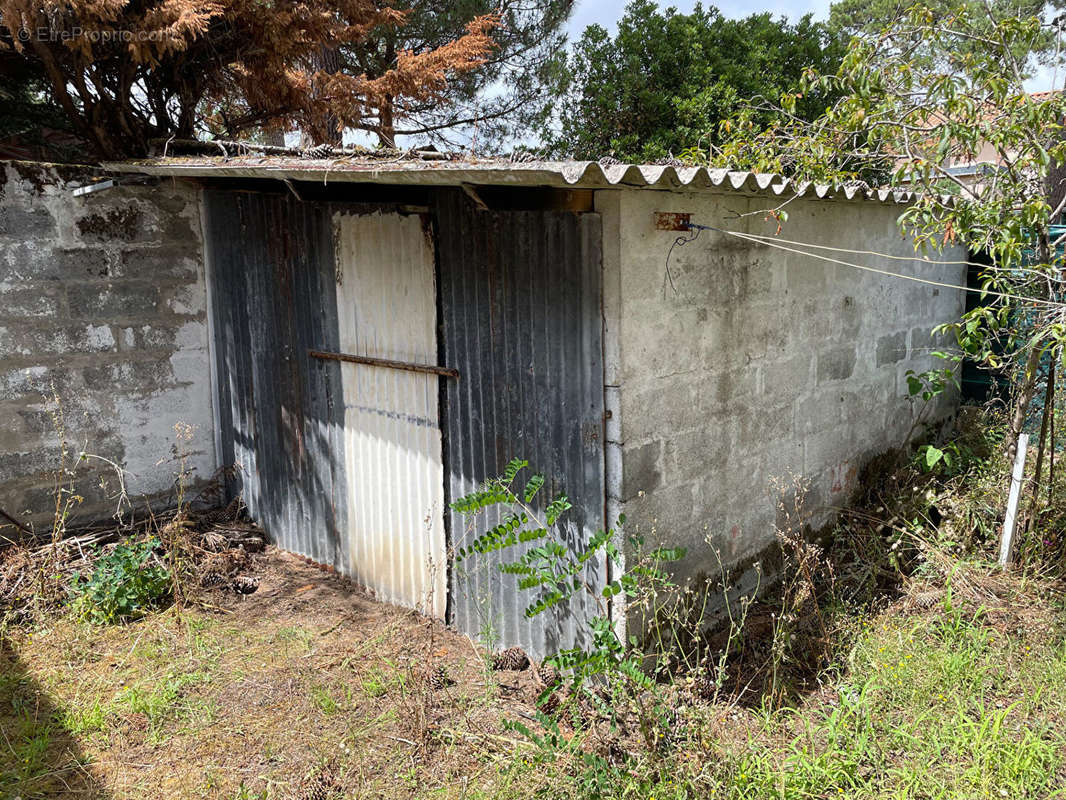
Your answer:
333,211 -> 447,616
435,190 -> 606,661
203,190 -> 347,570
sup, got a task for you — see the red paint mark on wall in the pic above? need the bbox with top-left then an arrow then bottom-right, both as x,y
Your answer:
730,525 -> 740,540
829,460 -> 858,494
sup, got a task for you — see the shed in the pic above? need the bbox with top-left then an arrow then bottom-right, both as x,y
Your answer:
106,156 -> 967,659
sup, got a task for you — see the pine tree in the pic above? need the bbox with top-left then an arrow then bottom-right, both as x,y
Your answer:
0,0 -> 500,158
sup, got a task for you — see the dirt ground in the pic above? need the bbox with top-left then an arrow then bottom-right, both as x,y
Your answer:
1,548 -> 547,800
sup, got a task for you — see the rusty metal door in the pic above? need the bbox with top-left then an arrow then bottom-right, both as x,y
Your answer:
434,190 -> 606,661
203,190 -> 348,571
333,210 -> 447,616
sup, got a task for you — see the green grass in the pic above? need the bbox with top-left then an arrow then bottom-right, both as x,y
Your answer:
729,609 -> 1065,799
2,551 -> 1064,800
471,587 -> 1066,800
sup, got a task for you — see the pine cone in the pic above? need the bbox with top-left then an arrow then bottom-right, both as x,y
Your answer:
428,664 -> 454,690
688,675 -> 716,701
537,662 -> 561,688
491,647 -> 530,671
292,766 -> 342,800
303,143 -> 335,159
538,689 -> 562,715
231,575 -> 259,594
201,531 -> 228,552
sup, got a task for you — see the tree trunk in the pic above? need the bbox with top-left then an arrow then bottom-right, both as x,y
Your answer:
1050,366 -> 1056,504
378,95 -> 396,148
1006,236 -> 1053,462
1025,356 -> 1055,535
1006,343 -> 1045,463
301,46 -> 343,147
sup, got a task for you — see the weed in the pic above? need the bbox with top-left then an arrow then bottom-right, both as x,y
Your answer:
60,698 -> 107,736
311,683 -> 340,715
361,667 -> 392,699
68,537 -> 172,624
276,624 -> 314,655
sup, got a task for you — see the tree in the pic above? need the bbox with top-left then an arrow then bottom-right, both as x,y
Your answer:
0,49 -> 71,139
829,0 -> 1065,58
539,1 -> 846,162
0,0 -> 500,159
338,0 -> 574,149
713,3 -> 1066,460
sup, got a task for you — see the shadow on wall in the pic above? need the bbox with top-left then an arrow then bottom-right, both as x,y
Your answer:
0,636 -> 112,799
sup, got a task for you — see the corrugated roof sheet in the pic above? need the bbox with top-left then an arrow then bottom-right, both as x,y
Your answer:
103,155 -> 918,204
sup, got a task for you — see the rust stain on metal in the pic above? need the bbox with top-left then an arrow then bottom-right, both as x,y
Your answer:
654,211 -> 692,231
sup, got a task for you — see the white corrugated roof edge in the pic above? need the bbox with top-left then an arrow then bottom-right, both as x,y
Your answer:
101,158 -> 925,204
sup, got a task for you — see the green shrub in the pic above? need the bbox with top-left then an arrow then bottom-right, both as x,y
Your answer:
69,538 -> 172,624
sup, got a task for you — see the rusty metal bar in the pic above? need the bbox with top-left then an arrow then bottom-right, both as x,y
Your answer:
309,348 -> 459,379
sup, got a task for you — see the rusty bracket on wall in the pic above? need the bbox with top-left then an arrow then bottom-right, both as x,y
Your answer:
309,349 -> 460,379
654,211 -> 692,231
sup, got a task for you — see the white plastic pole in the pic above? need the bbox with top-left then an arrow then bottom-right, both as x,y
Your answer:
1000,432 -> 1030,568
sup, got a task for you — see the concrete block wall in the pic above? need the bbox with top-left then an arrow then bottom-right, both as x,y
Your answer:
0,161 -> 216,536
598,188 -> 966,594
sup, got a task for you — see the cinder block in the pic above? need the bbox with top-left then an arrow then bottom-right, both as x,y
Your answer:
836,295 -> 862,338
0,365 -> 79,400
621,379 -> 706,442
82,359 -> 176,395
735,399 -> 793,443
0,284 -> 63,318
0,324 -> 116,358
622,440 -> 662,501
67,284 -> 161,320
0,204 -> 56,239
760,353 -> 814,397
0,244 -> 112,282
876,331 -> 908,366
785,259 -> 829,293
74,205 -> 145,243
0,165 -> 212,523
910,325 -> 937,357
817,345 -> 857,384
799,379 -> 898,437
621,481 -> 698,541
0,446 -> 68,483
120,247 -> 200,280
664,425 -> 733,480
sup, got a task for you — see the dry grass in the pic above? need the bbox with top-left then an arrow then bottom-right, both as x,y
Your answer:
3,545 -> 1066,800
0,549 -> 546,800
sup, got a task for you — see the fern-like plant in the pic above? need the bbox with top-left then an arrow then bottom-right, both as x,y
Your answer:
451,458 -> 685,747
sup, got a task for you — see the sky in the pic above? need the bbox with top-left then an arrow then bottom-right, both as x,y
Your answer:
566,0 -> 834,38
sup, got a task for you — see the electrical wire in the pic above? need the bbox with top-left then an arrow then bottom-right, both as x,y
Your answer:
684,222 -> 1066,310
663,225 -> 702,297
718,227 -> 1062,279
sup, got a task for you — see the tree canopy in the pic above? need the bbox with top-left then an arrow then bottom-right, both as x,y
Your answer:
538,0 -> 846,162
0,0 -> 500,158
339,0 -> 573,149
828,0 -> 1066,70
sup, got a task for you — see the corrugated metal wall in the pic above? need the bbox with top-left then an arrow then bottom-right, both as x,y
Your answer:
204,187 -> 606,660
333,210 -> 447,617
204,190 -> 348,569
435,190 -> 606,660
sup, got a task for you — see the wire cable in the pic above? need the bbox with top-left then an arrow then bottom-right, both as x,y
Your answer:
719,227 -> 1061,279
684,222 -> 1066,310
663,225 -> 702,297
